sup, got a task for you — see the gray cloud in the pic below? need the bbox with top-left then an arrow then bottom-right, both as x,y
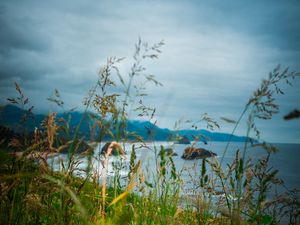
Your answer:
0,0 -> 299,142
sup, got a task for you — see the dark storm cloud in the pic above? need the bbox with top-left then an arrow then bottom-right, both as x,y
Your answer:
194,0 -> 300,51
0,0 -> 99,103
0,0 -> 299,142
0,13 -> 48,54
0,1 -> 53,86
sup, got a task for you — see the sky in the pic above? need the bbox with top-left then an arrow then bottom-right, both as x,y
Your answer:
0,0 -> 300,143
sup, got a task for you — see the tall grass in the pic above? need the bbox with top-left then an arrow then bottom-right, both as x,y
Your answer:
1,39 -> 300,225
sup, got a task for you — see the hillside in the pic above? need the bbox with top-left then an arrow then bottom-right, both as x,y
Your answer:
0,104 -> 251,142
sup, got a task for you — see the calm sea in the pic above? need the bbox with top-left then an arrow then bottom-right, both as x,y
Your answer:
49,141 -> 300,191
137,142 -> 300,191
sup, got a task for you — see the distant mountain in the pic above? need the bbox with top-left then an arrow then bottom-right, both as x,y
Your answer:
0,104 -> 45,132
126,120 -> 172,141
176,129 -> 251,142
0,104 -> 252,142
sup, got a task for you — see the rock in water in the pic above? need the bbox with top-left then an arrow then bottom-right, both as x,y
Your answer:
101,142 -> 122,156
165,148 -> 178,156
181,147 -> 216,160
58,139 -> 93,154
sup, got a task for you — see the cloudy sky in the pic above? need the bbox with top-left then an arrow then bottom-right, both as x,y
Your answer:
1,0 -> 300,143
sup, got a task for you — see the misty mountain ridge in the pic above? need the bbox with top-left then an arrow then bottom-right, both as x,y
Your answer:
0,104 -> 251,142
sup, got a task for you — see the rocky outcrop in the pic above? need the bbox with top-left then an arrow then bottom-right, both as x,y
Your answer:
100,142 -> 126,157
165,148 -> 178,156
181,147 -> 216,160
58,139 -> 93,154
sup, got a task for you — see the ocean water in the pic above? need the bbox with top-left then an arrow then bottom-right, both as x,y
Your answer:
134,142 -> 300,191
49,141 -> 300,191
